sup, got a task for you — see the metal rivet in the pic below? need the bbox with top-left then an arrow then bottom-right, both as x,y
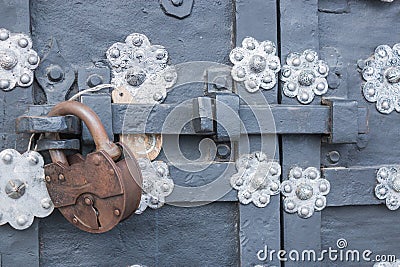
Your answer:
155,49 -> 166,60
380,170 -> 388,179
391,177 -> 400,192
269,167 -> 278,175
126,70 -> 146,87
286,201 -> 295,210
72,217 -> 78,224
28,55 -> 38,65
114,209 -> 121,216
263,75 -> 272,83
300,207 -> 309,216
132,36 -> 143,47
0,79 -> 10,90
269,61 -> 278,70
153,92 -> 163,102
0,30 -> 9,41
47,65 -> 64,82
2,153 -> 12,164
327,151 -> 340,164
379,187 -> 387,195
234,52 -> 243,61
18,38 -> 28,48
17,215 -> 27,226
316,82 -> 325,91
292,58 -> 301,66
157,166 -> 165,176
284,184 -> 292,193
45,176 -> 51,183
20,73 -> 30,84
28,154 -> 39,165
84,197 -> 93,206
287,82 -> 296,91
110,48 -> 120,58
236,179 -> 243,186
248,80 -> 257,89
259,195 -> 268,204
319,183 -> 328,192
298,70 -> 316,86
270,182 -> 279,191
249,55 -> 266,73
264,44 -> 273,53
244,191 -> 251,199
296,184 -> 314,200
306,53 -> 315,62
58,174 -> 65,181
162,183 -> 170,192
300,92 -> 309,102
293,169 -> 302,178
382,100 -> 390,110
309,170 -> 317,179
318,65 -> 327,74
139,161 -> 146,169
41,198 -> 52,209
315,198 -> 324,208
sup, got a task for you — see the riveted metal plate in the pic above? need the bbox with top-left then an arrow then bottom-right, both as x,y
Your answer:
281,166 -> 330,219
0,28 -> 39,91
0,149 -> 54,230
375,166 -> 400,210
230,37 -> 281,92
360,43 -> 400,114
230,152 -> 281,208
281,49 -> 330,104
135,158 -> 174,214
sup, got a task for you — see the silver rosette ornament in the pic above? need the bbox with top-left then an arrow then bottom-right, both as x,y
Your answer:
281,166 -> 330,219
0,28 -> 40,91
375,166 -> 400,210
361,44 -> 400,114
0,149 -> 54,230
135,158 -> 174,214
281,49 -> 329,104
230,37 -> 281,92
230,152 -> 281,208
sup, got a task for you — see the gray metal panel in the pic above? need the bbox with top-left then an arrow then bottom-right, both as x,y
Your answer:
280,1 -> 322,266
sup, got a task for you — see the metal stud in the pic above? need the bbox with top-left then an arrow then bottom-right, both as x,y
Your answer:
375,166 -> 400,210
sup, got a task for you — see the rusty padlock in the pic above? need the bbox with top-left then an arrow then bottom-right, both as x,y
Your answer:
43,101 -> 142,233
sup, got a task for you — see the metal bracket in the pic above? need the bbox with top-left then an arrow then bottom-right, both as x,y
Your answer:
281,166 -> 330,219
281,49 -> 330,104
230,152 -> 281,208
0,149 -> 54,230
159,0 -> 194,19
135,158 -> 174,214
77,66 -> 111,92
0,28 -> 39,91
35,38 -> 75,104
360,43 -> 400,114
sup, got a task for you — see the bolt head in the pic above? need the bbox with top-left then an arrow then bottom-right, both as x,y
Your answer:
327,151 -> 340,164
0,79 -> 10,90
20,73 -> 31,84
18,38 -> 29,48
87,74 -> 103,88
5,179 -> 26,199
47,65 -> 64,82
216,144 -> 231,159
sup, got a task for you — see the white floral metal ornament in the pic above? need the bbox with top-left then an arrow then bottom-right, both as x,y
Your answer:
361,44 -> 400,114
0,149 -> 54,230
230,152 -> 281,208
375,166 -> 400,210
230,37 -> 281,92
106,32 -> 177,104
135,158 -> 174,214
0,28 -> 40,91
281,166 -> 330,219
281,49 -> 330,104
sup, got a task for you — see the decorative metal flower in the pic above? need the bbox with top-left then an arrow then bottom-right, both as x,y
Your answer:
375,166 -> 400,210
230,152 -> 281,208
135,158 -> 174,214
0,28 -> 40,91
281,166 -> 330,219
230,37 -> 281,93
361,44 -> 400,114
0,149 -> 54,230
281,50 -> 330,104
106,33 -> 177,104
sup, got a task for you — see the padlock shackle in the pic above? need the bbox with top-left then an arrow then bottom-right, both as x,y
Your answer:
47,101 -> 121,164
